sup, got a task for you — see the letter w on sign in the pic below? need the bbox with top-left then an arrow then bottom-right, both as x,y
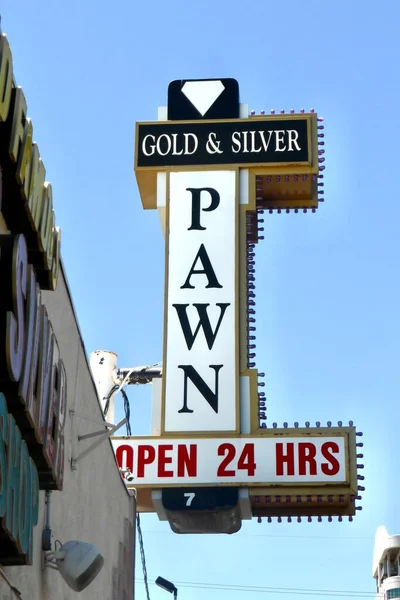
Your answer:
172,303 -> 230,350
163,170 -> 238,433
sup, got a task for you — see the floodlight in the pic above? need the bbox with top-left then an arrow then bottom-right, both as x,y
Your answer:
43,540 -> 104,592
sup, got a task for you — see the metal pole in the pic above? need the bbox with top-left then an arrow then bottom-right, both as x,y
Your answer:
0,565 -> 23,598
45,490 -> 51,529
115,365 -> 162,385
90,350 -> 118,423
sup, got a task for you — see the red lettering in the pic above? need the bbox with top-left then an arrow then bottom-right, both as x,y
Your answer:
321,441 -> 340,475
276,442 -> 295,476
115,445 -> 134,478
217,443 -> 236,476
237,443 -> 256,476
177,444 -> 197,477
298,442 -> 317,475
137,445 -> 156,477
158,444 -> 173,477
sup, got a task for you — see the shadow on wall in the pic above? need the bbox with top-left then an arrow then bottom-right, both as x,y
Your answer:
112,517 -> 135,600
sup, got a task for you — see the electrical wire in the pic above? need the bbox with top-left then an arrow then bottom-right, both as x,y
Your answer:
136,513 -> 151,599
136,578 -> 380,598
121,392 -> 149,598
121,388 -> 132,436
140,529 -> 374,541
103,385 -> 118,417
103,385 -> 131,435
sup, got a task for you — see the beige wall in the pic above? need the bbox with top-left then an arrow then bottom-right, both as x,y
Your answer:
0,214 -> 135,599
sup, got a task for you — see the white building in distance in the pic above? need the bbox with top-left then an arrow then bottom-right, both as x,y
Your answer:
373,526 -> 400,600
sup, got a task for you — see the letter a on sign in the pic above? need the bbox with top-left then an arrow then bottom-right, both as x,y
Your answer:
163,171 -> 238,433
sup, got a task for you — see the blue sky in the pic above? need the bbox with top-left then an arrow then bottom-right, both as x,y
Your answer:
2,0 -> 400,597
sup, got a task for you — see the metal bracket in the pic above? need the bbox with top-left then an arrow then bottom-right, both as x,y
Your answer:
113,364 -> 162,386
70,410 -> 127,470
42,551 -> 59,571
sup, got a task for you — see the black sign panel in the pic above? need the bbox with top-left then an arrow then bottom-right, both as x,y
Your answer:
162,487 -> 239,511
168,78 -> 239,120
136,118 -> 309,168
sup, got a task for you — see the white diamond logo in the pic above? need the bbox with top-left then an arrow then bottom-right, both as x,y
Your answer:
181,80 -> 225,117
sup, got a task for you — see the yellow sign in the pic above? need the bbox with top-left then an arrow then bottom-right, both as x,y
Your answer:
0,34 -> 61,291
113,425 -> 359,519
122,79 -> 361,531
134,113 -> 321,212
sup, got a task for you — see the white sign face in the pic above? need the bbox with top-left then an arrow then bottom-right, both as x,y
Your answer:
112,436 -> 347,487
163,171 -> 237,433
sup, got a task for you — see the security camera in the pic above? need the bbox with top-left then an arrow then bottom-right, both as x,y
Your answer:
125,469 -> 135,483
54,541 -> 104,592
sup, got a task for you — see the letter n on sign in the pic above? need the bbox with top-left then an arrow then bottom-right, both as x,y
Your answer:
162,171 -> 239,433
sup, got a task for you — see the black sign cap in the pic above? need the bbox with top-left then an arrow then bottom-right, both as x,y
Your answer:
167,78 -> 239,121
162,487 -> 239,511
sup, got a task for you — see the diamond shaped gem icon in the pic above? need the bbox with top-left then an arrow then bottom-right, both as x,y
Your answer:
181,80 -> 226,117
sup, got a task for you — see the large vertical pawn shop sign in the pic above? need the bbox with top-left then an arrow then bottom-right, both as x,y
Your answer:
112,79 -> 363,533
166,169 -> 238,433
